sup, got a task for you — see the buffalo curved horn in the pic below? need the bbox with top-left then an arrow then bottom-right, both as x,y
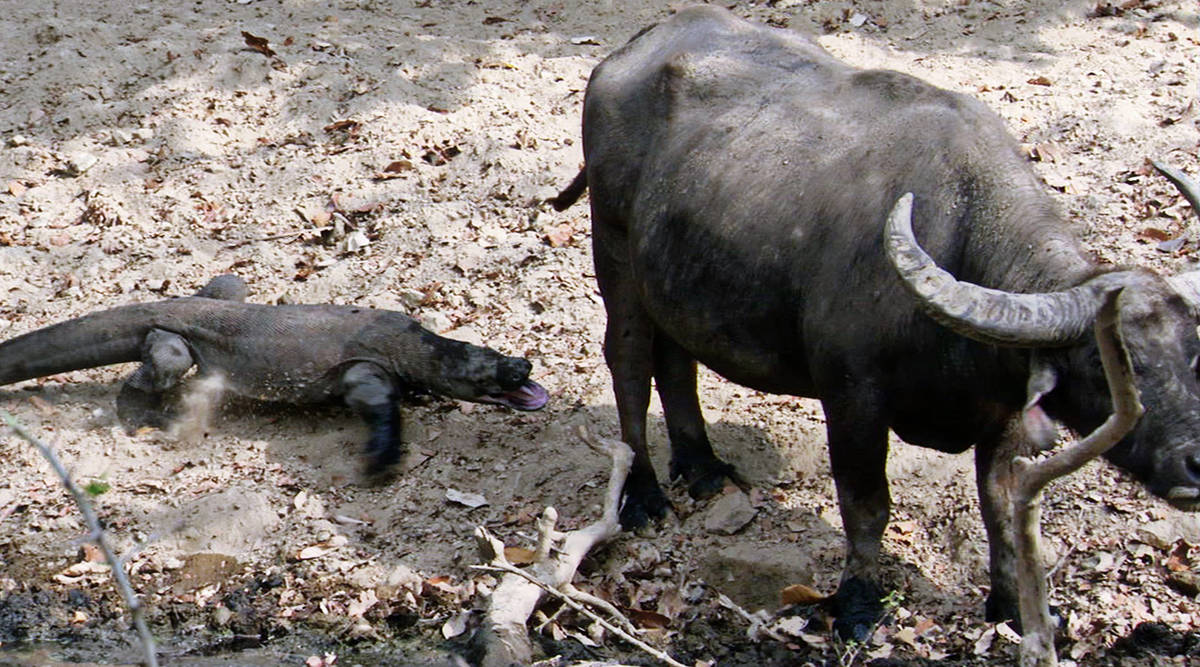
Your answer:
1167,272 -> 1200,318
1152,159 -> 1200,317
885,193 -> 1124,347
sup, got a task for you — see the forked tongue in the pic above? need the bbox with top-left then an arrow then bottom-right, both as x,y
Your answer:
490,380 -> 549,411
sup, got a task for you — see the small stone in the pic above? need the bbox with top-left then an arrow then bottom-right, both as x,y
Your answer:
211,605 -> 233,627
133,127 -> 155,141
110,128 -> 134,145
1136,517 -> 1200,550
398,288 -> 425,309
703,489 -> 757,535
1167,571 -> 1200,597
65,151 -> 98,175
423,311 -> 453,334
7,134 -> 28,147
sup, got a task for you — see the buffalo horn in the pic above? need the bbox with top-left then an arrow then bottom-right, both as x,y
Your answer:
1152,159 -> 1200,219
1167,273 -> 1200,318
1153,160 -> 1200,317
885,193 -> 1123,347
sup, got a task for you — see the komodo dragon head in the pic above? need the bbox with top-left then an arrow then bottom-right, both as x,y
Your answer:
377,318 -> 549,412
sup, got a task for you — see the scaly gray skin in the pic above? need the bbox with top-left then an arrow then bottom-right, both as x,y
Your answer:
0,275 -> 549,473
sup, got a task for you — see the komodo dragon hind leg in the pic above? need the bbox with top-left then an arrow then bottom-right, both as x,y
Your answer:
341,361 -> 404,480
116,276 -> 244,432
116,329 -> 194,431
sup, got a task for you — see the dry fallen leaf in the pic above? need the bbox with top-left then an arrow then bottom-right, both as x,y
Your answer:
445,488 -> 488,508
241,31 -> 276,58
374,160 -> 415,180
504,546 -> 537,565
347,589 -> 378,618
81,543 -> 105,563
28,395 -> 55,416
1139,227 -> 1175,242
627,607 -> 671,629
296,534 -> 348,560
323,119 -> 360,133
780,583 -> 827,606
441,611 -> 472,639
545,223 -> 574,248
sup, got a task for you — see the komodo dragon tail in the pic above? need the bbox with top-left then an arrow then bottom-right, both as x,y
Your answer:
548,168 -> 587,211
0,304 -> 160,387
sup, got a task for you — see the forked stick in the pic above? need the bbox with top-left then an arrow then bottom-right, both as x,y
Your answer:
1011,288 -> 1143,667
1,411 -> 159,667
473,427 -> 685,667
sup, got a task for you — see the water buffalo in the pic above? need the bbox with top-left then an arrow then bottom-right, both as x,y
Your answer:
552,5 -> 1200,638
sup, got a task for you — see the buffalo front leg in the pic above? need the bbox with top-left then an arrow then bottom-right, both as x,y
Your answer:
605,307 -> 671,529
824,394 -> 891,641
116,329 -> 194,431
976,415 -> 1050,628
654,334 -> 734,500
594,224 -> 670,530
341,362 -> 404,478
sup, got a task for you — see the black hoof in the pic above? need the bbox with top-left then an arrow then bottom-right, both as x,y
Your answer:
670,455 -> 736,500
830,577 -> 886,642
361,456 -> 400,486
986,590 -> 1059,634
619,480 -> 672,531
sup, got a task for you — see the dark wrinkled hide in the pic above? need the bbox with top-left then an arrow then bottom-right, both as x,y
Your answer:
562,6 -> 1200,637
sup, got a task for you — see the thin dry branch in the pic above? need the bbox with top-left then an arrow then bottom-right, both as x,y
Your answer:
472,427 -> 686,667
1,410 -> 159,667
1009,288 -> 1143,667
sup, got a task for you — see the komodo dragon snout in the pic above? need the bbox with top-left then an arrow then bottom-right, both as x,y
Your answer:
0,275 -> 550,478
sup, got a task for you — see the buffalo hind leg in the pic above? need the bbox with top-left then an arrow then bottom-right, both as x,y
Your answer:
654,334 -> 734,499
341,362 -> 404,479
117,329 -> 194,431
824,392 -> 891,641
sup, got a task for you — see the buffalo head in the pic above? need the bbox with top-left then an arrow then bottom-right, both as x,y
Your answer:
885,178 -> 1200,510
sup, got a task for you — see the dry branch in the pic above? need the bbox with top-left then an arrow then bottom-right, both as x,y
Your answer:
1,410 -> 160,667
1009,288 -> 1143,667
472,427 -> 685,667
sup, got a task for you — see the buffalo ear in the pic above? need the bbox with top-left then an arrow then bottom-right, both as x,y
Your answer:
1024,353 -> 1058,410
1022,354 -> 1060,450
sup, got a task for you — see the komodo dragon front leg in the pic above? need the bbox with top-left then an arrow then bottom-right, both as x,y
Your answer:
340,361 -> 405,475
116,275 -> 247,431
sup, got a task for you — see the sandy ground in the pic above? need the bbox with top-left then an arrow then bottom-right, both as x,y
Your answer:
2,0 -> 1200,665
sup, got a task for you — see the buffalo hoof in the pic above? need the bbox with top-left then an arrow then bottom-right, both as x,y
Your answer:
670,454 -> 736,500
830,577 -> 886,642
619,478 -> 672,531
985,589 -> 1060,634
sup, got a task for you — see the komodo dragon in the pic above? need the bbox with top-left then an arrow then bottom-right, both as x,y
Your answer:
0,275 -> 549,472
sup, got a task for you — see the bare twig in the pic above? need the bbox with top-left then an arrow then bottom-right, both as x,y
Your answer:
473,427 -> 687,667
1,411 -> 159,667
1010,288 -> 1143,667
